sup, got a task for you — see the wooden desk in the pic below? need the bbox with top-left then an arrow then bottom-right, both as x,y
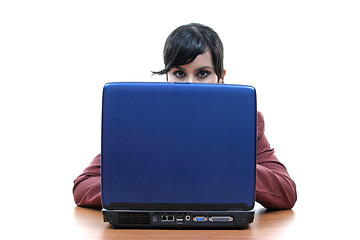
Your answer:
1,195 -> 358,239
72,205 -> 295,239
71,202 -> 359,239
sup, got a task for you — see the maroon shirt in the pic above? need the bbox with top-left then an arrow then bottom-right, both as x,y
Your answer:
73,112 -> 297,210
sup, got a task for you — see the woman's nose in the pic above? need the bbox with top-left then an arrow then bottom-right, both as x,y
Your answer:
188,76 -> 195,83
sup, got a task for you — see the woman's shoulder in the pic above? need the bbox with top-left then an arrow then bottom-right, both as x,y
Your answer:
257,111 -> 265,138
88,153 -> 101,168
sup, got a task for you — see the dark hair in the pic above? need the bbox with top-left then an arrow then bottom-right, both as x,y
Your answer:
152,23 -> 224,80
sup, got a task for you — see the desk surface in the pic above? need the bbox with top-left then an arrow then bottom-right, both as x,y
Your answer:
68,203 -> 358,240
1,196 -> 358,240
72,205 -> 294,239
1,175 -> 358,239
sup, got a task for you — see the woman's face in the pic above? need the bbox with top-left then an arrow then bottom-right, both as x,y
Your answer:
167,50 -> 225,83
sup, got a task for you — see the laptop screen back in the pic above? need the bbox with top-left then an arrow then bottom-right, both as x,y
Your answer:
101,82 -> 257,211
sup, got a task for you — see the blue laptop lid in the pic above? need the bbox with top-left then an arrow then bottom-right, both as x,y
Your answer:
101,82 -> 257,211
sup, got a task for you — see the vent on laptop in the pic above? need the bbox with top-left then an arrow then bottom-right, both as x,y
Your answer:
118,212 -> 150,225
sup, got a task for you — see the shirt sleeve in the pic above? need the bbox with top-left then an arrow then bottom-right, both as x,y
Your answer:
73,154 -> 102,208
255,112 -> 297,209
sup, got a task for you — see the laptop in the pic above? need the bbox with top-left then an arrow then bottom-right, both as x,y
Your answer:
101,82 -> 257,229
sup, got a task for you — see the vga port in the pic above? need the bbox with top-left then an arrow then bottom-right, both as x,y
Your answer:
193,216 -> 207,222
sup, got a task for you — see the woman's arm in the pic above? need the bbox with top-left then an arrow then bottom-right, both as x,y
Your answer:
256,112 -> 297,209
73,154 -> 102,208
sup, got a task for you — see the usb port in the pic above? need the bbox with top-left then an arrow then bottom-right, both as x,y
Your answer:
176,216 -> 184,222
193,216 -> 207,222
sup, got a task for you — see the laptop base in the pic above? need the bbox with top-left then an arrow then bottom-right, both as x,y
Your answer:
102,209 -> 254,229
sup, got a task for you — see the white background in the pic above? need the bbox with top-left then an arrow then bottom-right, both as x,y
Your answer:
1,0 -> 359,238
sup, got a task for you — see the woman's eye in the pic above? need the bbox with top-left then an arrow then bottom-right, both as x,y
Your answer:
174,71 -> 186,78
197,70 -> 211,79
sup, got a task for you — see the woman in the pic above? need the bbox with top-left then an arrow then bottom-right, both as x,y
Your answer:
73,23 -> 297,210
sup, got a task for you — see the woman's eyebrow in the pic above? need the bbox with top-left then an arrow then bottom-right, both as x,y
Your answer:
197,66 -> 213,71
174,66 -> 185,71
174,66 -> 213,71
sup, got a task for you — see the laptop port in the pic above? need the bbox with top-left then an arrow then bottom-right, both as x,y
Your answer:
209,216 -> 234,223
161,215 -> 174,222
176,216 -> 184,223
193,216 -> 207,222
185,215 -> 191,221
